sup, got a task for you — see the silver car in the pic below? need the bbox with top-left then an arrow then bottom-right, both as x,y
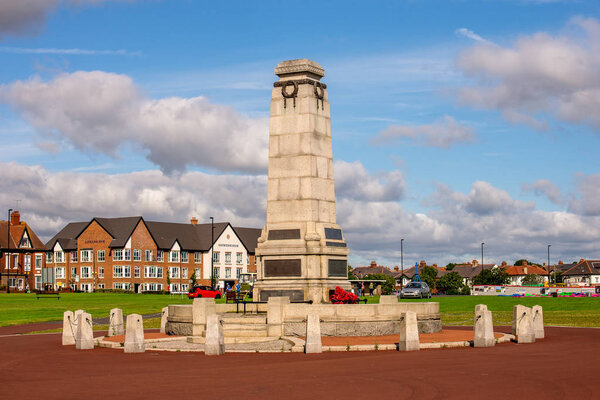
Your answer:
399,282 -> 431,299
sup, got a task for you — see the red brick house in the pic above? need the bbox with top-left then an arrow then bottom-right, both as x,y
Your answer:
0,211 -> 47,292
45,216 -> 260,293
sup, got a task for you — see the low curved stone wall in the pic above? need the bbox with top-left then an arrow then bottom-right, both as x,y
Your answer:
165,301 -> 441,336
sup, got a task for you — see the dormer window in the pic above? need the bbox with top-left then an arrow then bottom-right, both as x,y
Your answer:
19,237 -> 31,248
170,251 -> 180,263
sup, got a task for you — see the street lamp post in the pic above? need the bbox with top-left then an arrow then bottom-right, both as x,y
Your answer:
210,217 -> 214,290
6,209 -> 12,294
481,242 -> 485,275
547,244 -> 552,285
400,238 -> 404,289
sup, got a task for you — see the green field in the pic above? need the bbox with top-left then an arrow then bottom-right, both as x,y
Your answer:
1,293 -> 599,328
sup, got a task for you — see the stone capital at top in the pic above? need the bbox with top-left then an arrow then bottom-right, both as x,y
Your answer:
274,59 -> 325,81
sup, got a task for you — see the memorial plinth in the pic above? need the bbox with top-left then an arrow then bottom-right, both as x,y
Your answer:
254,59 -> 351,303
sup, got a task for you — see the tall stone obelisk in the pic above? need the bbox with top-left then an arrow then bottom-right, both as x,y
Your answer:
254,59 -> 350,303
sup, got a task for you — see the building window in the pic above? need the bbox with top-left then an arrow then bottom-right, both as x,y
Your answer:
194,268 -> 200,277
98,283 -> 105,289
182,251 -> 188,263
134,266 -> 140,278
143,283 -> 163,291
124,249 -> 131,261
225,268 -> 231,278
157,250 -> 164,262
71,267 -> 77,278
194,252 -> 201,263
54,251 -> 64,263
35,276 -> 42,290
169,267 -> 180,279
181,284 -> 189,292
71,251 -> 78,263
46,253 -> 52,263
145,250 -> 153,261
133,249 -> 141,262
56,267 -> 65,279
182,268 -> 188,279
97,250 -> 105,262
225,252 -> 231,264
81,249 -> 92,262
19,237 -> 31,248
113,249 -> 124,261
169,283 -> 180,293
236,268 -> 242,279
213,252 -> 220,263
236,252 -> 242,264
35,254 -> 42,269
113,266 -> 131,278
170,251 -> 180,263
214,267 -> 220,279
81,266 -> 91,279
8,278 -> 16,287
12,254 -> 17,269
24,255 -> 31,271
113,282 -> 130,290
99,266 -> 104,278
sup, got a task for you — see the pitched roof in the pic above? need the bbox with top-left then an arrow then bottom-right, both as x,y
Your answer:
232,227 -> 262,254
451,264 -> 496,279
395,265 -> 448,279
1,220 -> 47,251
503,265 -> 549,276
45,222 -> 88,251
563,260 -> 600,276
353,265 -> 395,278
145,221 -> 229,251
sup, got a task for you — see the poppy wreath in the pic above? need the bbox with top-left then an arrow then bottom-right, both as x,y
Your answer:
329,286 -> 359,304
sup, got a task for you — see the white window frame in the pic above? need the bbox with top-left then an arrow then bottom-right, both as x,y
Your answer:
46,253 -> 52,263
81,266 -> 91,279
225,252 -> 231,265
169,267 -> 180,279
35,254 -> 42,269
134,265 -> 140,278
112,249 -> 124,261
56,267 -> 65,279
54,251 -> 64,263
236,252 -> 242,265
133,249 -> 141,262
213,252 -> 220,263
97,250 -> 105,262
182,267 -> 188,279
182,251 -> 188,263
157,250 -> 164,262
71,251 -> 78,263
194,252 -> 201,263
170,251 -> 180,263
145,250 -> 153,262
98,266 -> 104,278
24,255 -> 31,271
81,249 -> 93,263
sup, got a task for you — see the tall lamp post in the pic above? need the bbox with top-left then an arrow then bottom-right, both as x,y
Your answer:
547,244 -> 552,285
481,242 -> 485,275
210,217 -> 214,290
6,209 -> 12,294
400,238 -> 404,289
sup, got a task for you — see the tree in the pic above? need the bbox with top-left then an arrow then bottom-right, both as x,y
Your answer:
437,271 -> 464,295
445,263 -> 457,271
363,273 -> 395,295
522,274 -> 543,285
420,266 -> 438,291
515,259 -> 542,267
348,265 -> 357,280
472,268 -> 509,286
190,271 -> 197,287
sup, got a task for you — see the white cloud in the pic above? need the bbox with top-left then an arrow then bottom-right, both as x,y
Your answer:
568,173 -> 600,216
456,17 -> 600,132
334,160 -> 405,202
0,0 -> 131,38
522,179 -> 565,205
455,28 -> 496,46
374,115 -> 476,148
1,71 -> 269,173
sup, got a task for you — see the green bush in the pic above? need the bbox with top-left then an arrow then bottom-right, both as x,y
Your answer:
437,271 -> 464,294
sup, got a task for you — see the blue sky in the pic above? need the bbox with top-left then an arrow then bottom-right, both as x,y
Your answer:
1,0 -> 599,267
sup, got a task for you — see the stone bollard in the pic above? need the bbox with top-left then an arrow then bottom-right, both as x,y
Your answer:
124,314 -> 145,353
204,314 -> 225,355
62,311 -> 75,345
160,306 -> 169,334
474,305 -> 495,348
379,295 -> 398,304
398,311 -> 420,351
75,312 -> 94,350
532,305 -> 544,339
267,296 -> 290,337
513,305 -> 535,344
192,298 -> 216,337
108,308 -> 124,337
305,314 -> 322,354
74,309 -> 84,326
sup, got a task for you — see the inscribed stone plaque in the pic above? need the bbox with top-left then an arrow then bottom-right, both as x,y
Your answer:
260,290 -> 304,302
264,259 -> 302,277
328,259 -> 347,277
326,241 -> 347,247
324,228 -> 343,240
268,229 -> 301,240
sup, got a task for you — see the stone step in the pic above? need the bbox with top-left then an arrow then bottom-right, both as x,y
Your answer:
223,323 -> 267,331
223,329 -> 268,338
221,315 -> 267,325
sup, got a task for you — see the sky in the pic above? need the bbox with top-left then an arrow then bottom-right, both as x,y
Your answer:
0,0 -> 599,268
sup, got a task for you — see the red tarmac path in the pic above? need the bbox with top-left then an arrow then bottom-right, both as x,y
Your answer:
0,325 -> 598,400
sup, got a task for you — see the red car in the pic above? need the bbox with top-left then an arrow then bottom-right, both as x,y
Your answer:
187,285 -> 222,299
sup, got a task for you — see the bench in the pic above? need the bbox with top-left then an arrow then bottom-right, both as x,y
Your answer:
357,298 -> 368,304
36,291 -> 60,300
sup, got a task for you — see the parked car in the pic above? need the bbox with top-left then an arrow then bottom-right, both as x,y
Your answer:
187,285 -> 222,299
399,282 -> 431,299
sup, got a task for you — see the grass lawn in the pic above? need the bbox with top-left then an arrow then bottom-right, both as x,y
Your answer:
1,293 -> 599,328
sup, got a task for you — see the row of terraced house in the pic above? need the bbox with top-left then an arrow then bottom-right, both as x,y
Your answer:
1,210 -> 261,293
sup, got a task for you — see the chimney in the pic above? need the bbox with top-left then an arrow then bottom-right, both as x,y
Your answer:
472,259 -> 479,266
433,264 -> 438,268
579,259 -> 585,263
501,261 -> 507,267
420,260 -> 426,267
370,261 -> 377,268
524,267 -> 528,274
558,260 -> 563,265
10,210 -> 20,226
190,217 -> 198,225
394,266 -> 399,272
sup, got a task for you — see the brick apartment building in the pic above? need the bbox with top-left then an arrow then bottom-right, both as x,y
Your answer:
0,211 -> 47,292
45,216 -> 260,293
